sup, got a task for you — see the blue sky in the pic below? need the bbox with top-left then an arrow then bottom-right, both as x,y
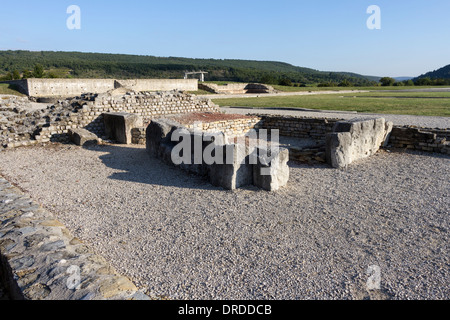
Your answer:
0,0 -> 449,77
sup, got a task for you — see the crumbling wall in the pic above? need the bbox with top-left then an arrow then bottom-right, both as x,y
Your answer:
256,115 -> 339,142
0,91 -> 218,149
388,126 -> 449,154
146,119 -> 289,191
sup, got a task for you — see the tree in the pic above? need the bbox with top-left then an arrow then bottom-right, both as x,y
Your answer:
379,77 -> 396,86
47,72 -> 58,79
278,78 -> 293,86
22,70 -> 32,79
12,70 -> 21,80
33,64 -> 45,78
415,77 -> 432,86
338,80 -> 352,87
3,72 -> 13,81
260,74 -> 278,85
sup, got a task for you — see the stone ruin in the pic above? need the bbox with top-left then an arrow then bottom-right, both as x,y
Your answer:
2,89 -> 448,193
198,83 -> 277,95
1,88 -> 449,301
0,90 -> 218,149
145,118 -> 290,191
326,117 -> 393,169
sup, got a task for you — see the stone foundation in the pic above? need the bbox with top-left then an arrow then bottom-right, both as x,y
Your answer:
0,78 -> 198,97
388,126 -> 450,154
326,117 -> 393,169
199,83 -> 276,95
146,119 -> 289,191
1,91 -> 218,149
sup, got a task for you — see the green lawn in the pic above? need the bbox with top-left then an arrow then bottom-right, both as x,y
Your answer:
212,92 -> 450,117
271,85 -> 450,92
0,83 -> 24,96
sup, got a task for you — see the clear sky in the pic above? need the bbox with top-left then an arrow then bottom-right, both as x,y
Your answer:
0,0 -> 449,77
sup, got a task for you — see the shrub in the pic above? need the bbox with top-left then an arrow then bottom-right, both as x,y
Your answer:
338,80 -> 352,87
33,64 -> 45,78
379,77 -> 396,86
12,70 -> 21,80
278,78 -> 293,86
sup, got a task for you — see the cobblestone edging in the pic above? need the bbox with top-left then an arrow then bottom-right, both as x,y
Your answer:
0,176 -> 150,300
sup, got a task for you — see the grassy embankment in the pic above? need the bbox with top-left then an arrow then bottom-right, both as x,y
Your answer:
0,84 -> 24,96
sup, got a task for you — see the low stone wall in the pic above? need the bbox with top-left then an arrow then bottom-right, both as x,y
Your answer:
199,83 -> 276,94
256,115 -> 339,142
166,113 -> 261,138
131,128 -> 147,145
131,114 -> 261,146
116,79 -> 198,92
146,119 -> 289,191
0,79 -> 198,98
1,91 -> 218,149
388,126 -> 450,154
289,146 -> 326,164
0,176 -> 149,300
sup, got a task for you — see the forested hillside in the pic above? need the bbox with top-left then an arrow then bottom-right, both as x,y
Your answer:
414,64 -> 450,85
0,50 -> 377,86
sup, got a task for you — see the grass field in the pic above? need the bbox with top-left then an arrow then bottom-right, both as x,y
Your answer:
212,91 -> 450,117
271,85 -> 450,92
0,84 -> 24,96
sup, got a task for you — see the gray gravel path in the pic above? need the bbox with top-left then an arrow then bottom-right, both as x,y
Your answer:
0,144 -> 448,300
221,107 -> 450,129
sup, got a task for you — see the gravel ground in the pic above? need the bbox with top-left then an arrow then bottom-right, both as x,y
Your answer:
0,143 -> 448,300
221,107 -> 450,129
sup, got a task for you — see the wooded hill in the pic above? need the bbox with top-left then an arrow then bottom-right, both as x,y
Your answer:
415,64 -> 450,80
0,50 -> 377,86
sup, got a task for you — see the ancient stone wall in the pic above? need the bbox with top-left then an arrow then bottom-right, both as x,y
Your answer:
199,83 -> 276,94
0,79 -> 198,97
116,79 -> 198,92
0,91 -> 218,149
388,126 -> 449,154
256,115 -> 339,141
169,114 -> 261,138
325,117 -> 393,169
131,115 -> 261,147
146,119 -> 289,191
0,176 -> 149,300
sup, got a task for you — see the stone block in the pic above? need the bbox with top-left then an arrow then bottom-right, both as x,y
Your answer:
146,119 -> 180,157
326,117 -> 393,169
69,128 -> 98,147
326,132 -> 352,169
253,147 -> 290,191
209,144 -> 253,190
103,112 -> 143,144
